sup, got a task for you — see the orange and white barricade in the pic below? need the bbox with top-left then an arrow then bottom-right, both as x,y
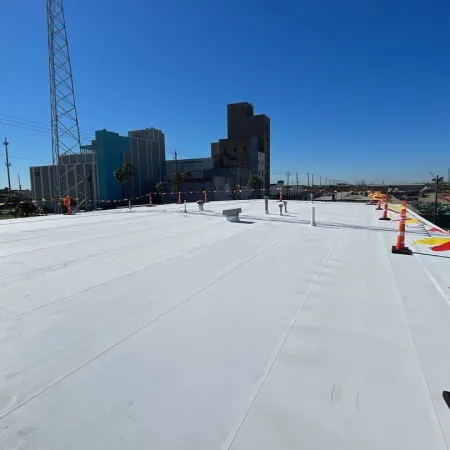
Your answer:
392,201 -> 411,255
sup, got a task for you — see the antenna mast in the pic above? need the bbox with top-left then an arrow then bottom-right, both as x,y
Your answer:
47,0 -> 86,211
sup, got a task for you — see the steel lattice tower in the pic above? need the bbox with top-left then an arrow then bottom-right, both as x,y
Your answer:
47,0 -> 86,210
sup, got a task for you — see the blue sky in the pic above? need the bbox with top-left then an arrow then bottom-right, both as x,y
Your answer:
1,0 -> 450,188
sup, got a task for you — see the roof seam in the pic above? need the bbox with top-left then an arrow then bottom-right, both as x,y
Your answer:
384,232 -> 449,450
0,225 -> 289,422
223,227 -> 344,450
0,221 -> 257,325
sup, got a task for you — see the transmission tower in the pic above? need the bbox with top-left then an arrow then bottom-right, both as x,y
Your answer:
47,0 -> 86,211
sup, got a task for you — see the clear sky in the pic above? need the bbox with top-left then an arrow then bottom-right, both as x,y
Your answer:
1,0 -> 449,188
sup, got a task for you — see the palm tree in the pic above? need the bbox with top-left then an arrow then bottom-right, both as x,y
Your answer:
169,172 -> 181,194
171,170 -> 192,186
181,170 -> 192,183
248,174 -> 261,198
169,170 -> 192,198
155,181 -> 166,203
113,167 -> 125,185
114,163 -> 135,198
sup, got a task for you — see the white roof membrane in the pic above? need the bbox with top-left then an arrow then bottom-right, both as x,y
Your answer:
0,200 -> 449,449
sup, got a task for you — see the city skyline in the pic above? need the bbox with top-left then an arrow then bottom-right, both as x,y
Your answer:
1,0 -> 449,188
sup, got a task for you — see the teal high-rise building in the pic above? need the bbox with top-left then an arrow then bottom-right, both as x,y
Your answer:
82,128 -> 166,201
96,130 -> 131,201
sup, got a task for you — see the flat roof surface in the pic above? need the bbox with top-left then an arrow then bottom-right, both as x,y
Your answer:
1,200 -> 450,449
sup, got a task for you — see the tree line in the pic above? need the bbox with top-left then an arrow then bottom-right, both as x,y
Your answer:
113,162 -> 262,203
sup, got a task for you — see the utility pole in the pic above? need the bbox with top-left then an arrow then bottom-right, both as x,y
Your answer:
17,173 -> 22,196
88,164 -> 94,211
3,138 -> 11,192
296,172 -> 299,195
307,172 -> 310,187
285,172 -> 291,198
434,175 -> 439,225
430,173 -> 443,225
173,150 -> 179,195
311,173 -> 314,187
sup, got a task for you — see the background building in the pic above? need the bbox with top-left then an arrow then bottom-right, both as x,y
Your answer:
211,102 -> 270,190
30,127 -> 166,206
165,157 -> 213,180
29,102 -> 269,207
83,128 -> 166,201
128,128 -> 166,197
30,152 -> 97,208
30,165 -> 55,205
82,130 -> 130,202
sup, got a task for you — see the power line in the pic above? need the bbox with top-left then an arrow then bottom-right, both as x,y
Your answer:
0,118 -> 96,140
0,153 -> 52,163
0,119 -> 53,135
0,115 -> 95,140
0,114 -> 96,139
0,113 -> 55,129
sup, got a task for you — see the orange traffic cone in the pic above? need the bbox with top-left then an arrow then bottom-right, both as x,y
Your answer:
379,197 -> 390,221
375,200 -> 382,210
392,205 -> 411,255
